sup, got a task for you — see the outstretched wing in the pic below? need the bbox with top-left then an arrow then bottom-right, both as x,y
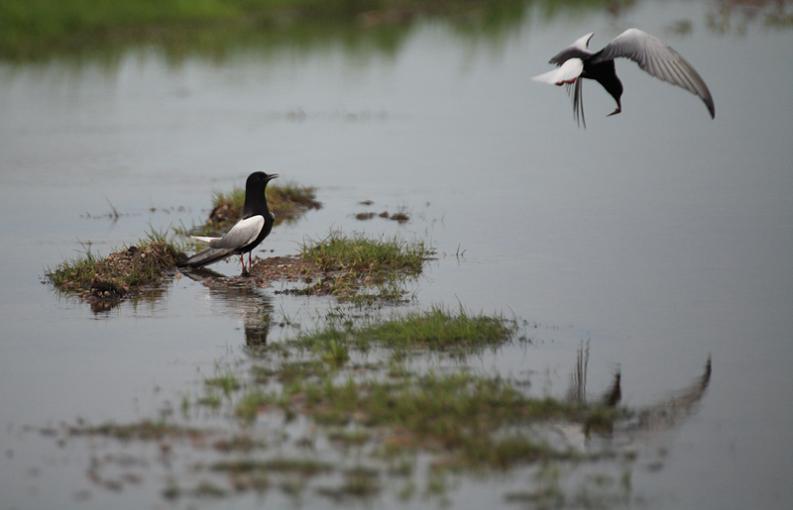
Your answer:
209,215 -> 265,250
593,28 -> 714,118
548,32 -> 594,65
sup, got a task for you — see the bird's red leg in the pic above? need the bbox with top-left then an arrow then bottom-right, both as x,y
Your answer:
240,254 -> 246,275
249,252 -> 252,271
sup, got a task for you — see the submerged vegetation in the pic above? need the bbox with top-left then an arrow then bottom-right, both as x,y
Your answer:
67,420 -> 205,442
253,370 -> 623,468
40,301 -> 711,504
56,337 -> 630,503
46,232 -> 185,312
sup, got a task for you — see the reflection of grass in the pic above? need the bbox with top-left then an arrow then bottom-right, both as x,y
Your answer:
0,0 -> 628,60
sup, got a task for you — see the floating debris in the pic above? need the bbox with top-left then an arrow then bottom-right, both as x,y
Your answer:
374,210 -> 410,223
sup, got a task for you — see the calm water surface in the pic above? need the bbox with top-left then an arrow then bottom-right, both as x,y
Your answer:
0,1 -> 791,509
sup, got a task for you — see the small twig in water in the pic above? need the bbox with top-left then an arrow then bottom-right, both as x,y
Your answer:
105,198 -> 120,221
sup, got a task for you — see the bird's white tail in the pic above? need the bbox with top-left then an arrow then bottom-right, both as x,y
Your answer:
533,58 -> 584,86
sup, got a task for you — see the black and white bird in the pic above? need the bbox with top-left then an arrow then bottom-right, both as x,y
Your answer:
181,171 -> 277,275
533,29 -> 714,127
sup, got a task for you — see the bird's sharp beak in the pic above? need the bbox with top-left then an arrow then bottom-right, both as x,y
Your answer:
267,173 -> 279,181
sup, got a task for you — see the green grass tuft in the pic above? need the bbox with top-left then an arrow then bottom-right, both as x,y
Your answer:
301,231 -> 426,276
294,307 -> 516,356
46,231 -> 185,309
284,230 -> 432,302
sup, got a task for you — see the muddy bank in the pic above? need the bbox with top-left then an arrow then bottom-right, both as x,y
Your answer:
244,232 -> 432,304
46,234 -> 185,312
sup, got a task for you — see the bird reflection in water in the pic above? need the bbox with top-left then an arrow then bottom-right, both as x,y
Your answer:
629,356 -> 712,435
566,341 -> 711,439
180,267 -> 273,347
567,341 -> 622,409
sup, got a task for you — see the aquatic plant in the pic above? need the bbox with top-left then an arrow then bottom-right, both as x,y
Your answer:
292,306 -> 516,355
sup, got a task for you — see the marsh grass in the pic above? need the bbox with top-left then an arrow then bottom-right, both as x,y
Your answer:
293,307 -> 516,357
187,182 -> 320,237
205,373 -> 241,396
286,231 -> 431,301
46,231 -> 185,309
254,370 -> 622,469
58,315 -> 632,501
210,457 -> 334,477
235,391 -> 271,423
301,231 -> 426,276
68,420 -> 205,442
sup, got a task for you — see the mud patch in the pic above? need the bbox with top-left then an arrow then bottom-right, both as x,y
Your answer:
354,212 -> 376,221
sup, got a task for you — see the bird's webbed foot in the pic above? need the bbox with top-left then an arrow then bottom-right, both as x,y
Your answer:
607,107 -> 622,117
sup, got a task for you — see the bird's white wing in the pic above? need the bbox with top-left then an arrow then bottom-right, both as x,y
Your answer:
209,215 -> 265,250
572,32 -> 594,51
593,28 -> 714,118
548,32 -> 594,65
533,58 -> 584,85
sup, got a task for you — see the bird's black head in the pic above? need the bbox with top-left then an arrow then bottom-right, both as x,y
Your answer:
246,171 -> 279,188
243,171 -> 279,217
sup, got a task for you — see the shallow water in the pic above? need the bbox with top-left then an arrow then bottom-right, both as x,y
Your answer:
1,1 -> 792,509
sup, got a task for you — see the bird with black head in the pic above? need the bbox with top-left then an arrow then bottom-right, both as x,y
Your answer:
181,171 -> 277,275
533,29 -> 714,127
